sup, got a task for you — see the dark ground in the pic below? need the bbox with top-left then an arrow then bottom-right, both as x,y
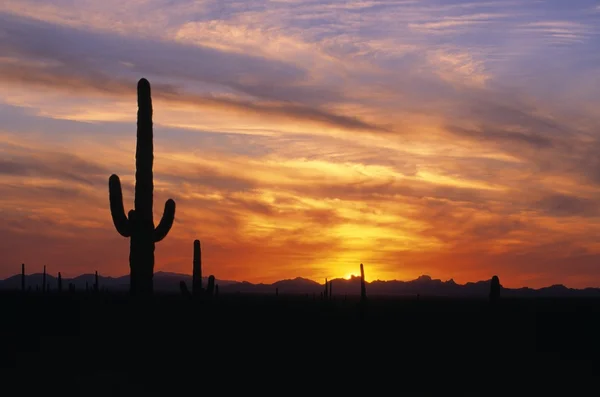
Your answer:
1,292 -> 599,394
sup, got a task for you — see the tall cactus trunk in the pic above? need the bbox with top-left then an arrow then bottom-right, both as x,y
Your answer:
109,79 -> 176,297
94,271 -> 99,293
360,263 -> 367,302
192,239 -> 202,296
132,80 -> 154,296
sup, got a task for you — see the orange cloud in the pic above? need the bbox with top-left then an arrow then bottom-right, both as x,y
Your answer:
2,3 -> 600,289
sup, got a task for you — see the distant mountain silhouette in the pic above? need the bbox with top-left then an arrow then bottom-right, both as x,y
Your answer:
1,272 -> 599,297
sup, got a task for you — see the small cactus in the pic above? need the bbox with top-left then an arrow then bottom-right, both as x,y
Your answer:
192,239 -> 202,296
206,275 -> 215,297
94,271 -> 99,293
360,263 -> 367,302
490,275 -> 501,304
215,284 -> 219,297
324,278 -> 328,299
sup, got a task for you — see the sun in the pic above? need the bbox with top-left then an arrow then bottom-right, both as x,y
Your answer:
344,273 -> 356,280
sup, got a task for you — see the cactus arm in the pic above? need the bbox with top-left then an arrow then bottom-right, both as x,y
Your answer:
154,199 -> 176,242
109,174 -> 131,237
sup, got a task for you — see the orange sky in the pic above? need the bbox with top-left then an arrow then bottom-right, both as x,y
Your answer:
1,1 -> 600,288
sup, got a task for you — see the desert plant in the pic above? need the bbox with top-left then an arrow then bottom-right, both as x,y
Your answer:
206,275 -> 215,297
193,239 -> 202,296
94,271 -> 99,293
21,263 -> 25,292
360,263 -> 367,302
180,281 -> 191,297
490,275 -> 500,304
109,78 -> 176,296
58,272 -> 62,293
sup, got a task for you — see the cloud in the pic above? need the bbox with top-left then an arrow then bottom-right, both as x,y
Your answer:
1,0 -> 600,288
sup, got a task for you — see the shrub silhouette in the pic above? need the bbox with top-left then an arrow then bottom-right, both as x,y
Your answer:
108,78 -> 176,296
180,281 -> 191,297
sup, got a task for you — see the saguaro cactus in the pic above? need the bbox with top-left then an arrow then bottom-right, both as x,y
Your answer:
109,78 -> 176,296
94,271 -> 99,293
360,263 -> 367,302
192,239 -> 202,296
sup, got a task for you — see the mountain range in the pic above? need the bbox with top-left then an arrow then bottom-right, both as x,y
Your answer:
1,272 -> 600,297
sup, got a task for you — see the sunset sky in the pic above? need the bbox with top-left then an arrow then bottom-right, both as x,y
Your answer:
1,1 -> 600,288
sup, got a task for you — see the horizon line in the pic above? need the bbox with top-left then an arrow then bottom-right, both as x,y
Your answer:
2,270 -> 591,290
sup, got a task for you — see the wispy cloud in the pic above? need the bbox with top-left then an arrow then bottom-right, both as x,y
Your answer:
1,0 -> 600,287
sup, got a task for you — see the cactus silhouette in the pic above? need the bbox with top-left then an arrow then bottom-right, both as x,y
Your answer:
193,239 -> 202,296
58,272 -> 62,293
360,263 -> 367,302
21,263 -> 25,292
94,271 -> 99,293
490,275 -> 500,304
329,280 -> 332,298
207,275 -> 215,297
324,278 -> 328,299
215,284 -> 219,297
109,78 -> 176,296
